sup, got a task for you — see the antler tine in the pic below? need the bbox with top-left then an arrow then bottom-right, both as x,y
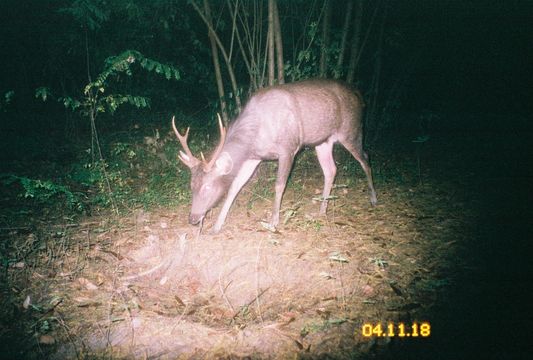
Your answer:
204,113 -> 227,171
171,116 -> 200,168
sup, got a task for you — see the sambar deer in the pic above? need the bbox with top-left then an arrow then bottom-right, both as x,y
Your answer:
172,79 -> 377,233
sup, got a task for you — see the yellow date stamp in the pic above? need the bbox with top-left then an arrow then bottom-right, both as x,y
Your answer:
361,322 -> 431,338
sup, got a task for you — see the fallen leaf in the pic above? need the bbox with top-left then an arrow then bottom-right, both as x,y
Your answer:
260,221 -> 279,233
389,282 -> 403,296
329,252 -> 349,263
362,285 -> 374,296
319,272 -> 334,280
278,312 -> 296,324
78,278 -> 98,290
23,295 -> 31,309
75,299 -> 102,308
39,334 -> 55,345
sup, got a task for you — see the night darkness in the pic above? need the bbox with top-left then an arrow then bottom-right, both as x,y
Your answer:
0,0 -> 532,359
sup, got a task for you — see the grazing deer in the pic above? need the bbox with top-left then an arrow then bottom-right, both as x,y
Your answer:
173,79 -> 377,233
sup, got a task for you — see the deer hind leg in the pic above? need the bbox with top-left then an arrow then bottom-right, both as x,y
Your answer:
315,140 -> 337,214
271,155 -> 295,227
339,136 -> 378,206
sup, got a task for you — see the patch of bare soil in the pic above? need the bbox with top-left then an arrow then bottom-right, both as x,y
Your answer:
1,167 -> 471,359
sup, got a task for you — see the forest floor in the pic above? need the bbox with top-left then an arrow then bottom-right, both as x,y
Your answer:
1,128 -> 531,359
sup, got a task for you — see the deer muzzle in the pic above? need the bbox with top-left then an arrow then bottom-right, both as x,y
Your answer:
189,213 -> 205,225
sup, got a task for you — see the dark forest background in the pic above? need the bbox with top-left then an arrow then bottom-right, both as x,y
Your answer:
1,0 -> 531,142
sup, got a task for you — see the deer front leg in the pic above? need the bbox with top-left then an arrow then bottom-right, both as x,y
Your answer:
212,159 -> 261,233
270,155 -> 295,227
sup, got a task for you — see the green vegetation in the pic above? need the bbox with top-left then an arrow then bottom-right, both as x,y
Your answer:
1,174 -> 82,211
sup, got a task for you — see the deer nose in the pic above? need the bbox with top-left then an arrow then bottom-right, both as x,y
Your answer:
189,213 -> 203,225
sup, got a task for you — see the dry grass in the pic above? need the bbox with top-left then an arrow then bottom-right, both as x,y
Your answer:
1,160 -> 472,359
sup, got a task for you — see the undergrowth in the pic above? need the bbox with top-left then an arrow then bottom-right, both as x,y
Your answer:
0,132 -> 426,231
0,124 -> 197,225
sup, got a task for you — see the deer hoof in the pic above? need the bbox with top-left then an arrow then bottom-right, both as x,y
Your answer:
260,221 -> 278,233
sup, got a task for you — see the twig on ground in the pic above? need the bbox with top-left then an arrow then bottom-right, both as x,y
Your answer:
230,287 -> 270,322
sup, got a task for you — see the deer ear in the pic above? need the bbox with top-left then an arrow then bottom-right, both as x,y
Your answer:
215,152 -> 233,175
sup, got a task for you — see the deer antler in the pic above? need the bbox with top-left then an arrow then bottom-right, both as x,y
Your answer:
203,113 -> 227,172
172,116 -> 201,168
171,114 -> 226,171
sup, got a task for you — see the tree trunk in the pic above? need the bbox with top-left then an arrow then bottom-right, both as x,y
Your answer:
346,0 -> 363,84
319,0 -> 332,78
227,0 -> 255,89
336,0 -> 354,77
368,2 -> 388,145
272,0 -> 284,84
267,0 -> 275,85
203,0 -> 228,122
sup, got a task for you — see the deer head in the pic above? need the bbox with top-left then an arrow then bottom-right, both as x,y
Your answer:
172,114 -> 231,225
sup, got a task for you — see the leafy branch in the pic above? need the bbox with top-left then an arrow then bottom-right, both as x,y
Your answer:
35,50 -> 180,215
1,90 -> 15,112
36,50 -> 180,116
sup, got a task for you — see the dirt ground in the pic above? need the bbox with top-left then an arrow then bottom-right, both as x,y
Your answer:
2,131 -> 530,359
